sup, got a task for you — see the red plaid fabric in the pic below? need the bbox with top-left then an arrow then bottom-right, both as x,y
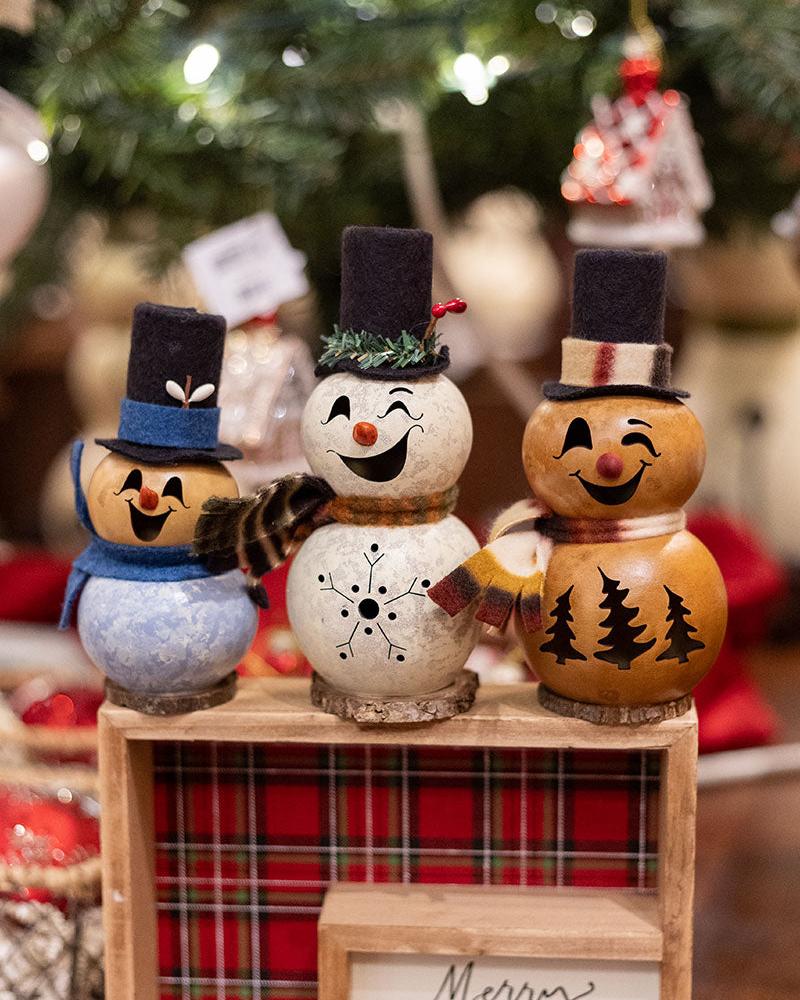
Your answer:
154,742 -> 660,1000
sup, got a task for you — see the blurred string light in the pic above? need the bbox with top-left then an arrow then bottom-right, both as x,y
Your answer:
183,43 -> 220,85
26,139 -> 49,164
535,3 -> 596,39
450,52 -> 511,106
281,45 -> 307,67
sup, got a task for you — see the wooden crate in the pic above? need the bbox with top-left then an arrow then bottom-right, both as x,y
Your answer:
98,678 -> 697,1000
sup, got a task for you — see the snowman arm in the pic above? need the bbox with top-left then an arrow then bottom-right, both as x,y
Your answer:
193,473 -> 336,587
428,535 -> 545,633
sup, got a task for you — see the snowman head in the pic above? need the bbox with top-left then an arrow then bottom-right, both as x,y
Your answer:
301,371 -> 472,498
523,394 -> 705,519
87,452 -> 239,546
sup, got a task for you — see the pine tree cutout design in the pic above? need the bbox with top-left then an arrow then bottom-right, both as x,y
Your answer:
656,586 -> 706,663
594,568 -> 655,670
540,585 -> 588,664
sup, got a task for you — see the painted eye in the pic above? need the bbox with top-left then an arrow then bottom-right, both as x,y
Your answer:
161,476 -> 189,507
115,469 -> 142,493
554,418 -> 593,458
377,400 -> 421,420
621,432 -> 661,458
322,395 -> 351,424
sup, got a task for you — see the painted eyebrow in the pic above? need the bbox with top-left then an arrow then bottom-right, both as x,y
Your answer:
389,387 -> 413,395
627,418 -> 652,427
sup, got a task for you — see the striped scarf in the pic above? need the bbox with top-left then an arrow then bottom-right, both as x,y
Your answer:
428,499 -> 686,634
194,474 -> 458,600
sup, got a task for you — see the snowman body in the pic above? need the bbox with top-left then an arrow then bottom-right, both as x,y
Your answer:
524,530 -> 723,707
78,571 -> 257,694
290,370 -> 479,698
288,519 -> 478,697
521,395 -> 726,708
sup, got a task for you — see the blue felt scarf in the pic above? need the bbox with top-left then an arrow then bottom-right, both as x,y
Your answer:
59,440 -> 214,629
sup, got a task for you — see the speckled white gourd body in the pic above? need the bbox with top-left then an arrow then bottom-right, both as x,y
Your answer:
289,370 -> 479,696
77,570 -> 257,693
287,519 -> 479,696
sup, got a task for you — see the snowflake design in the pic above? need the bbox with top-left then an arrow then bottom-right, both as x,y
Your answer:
317,542 -> 430,663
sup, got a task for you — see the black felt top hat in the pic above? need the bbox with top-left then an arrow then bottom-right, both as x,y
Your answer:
315,225 -> 450,380
96,303 -> 242,464
543,249 -> 688,401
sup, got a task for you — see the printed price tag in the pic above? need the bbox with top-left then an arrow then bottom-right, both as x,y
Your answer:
183,212 -> 310,328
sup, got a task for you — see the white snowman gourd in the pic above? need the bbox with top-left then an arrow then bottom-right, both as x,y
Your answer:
195,226 -> 481,722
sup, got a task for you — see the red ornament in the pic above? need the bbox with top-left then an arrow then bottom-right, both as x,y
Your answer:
444,298 -> 468,314
22,689 -> 103,729
431,303 -> 448,318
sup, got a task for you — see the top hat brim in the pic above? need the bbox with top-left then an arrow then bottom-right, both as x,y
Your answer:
95,437 -> 243,465
542,381 -> 689,402
315,345 -> 450,381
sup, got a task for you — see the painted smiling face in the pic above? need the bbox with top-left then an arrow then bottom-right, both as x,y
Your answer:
523,396 -> 705,518
87,452 -> 239,546
301,372 -> 472,498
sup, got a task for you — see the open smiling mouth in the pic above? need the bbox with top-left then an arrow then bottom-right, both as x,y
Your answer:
330,426 -> 422,483
570,460 -> 651,506
126,499 -> 174,542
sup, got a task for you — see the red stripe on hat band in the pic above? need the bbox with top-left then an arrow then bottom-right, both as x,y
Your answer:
592,342 -> 616,386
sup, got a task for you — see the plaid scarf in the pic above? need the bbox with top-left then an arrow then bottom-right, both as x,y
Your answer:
428,499 -> 686,633
194,474 -> 458,601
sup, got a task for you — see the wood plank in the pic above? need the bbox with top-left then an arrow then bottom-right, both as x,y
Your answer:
658,728 -> 698,1000
98,714 -> 157,1000
319,884 -> 663,963
100,678 -> 697,751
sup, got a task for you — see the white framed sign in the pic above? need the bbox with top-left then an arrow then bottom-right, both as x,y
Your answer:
350,954 -> 660,1000
183,211 -> 310,327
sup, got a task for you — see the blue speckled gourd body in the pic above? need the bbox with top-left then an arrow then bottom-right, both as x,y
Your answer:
77,570 -> 257,694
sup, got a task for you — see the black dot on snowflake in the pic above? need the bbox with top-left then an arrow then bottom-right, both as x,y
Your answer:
378,586 -> 387,595
318,575 -> 325,583
370,543 -> 379,552
358,598 -> 380,620
388,612 -> 397,621
421,579 -> 431,588
351,585 -> 360,593
339,652 -> 347,660
341,609 -> 349,618
397,654 -> 405,662
364,627 -> 373,635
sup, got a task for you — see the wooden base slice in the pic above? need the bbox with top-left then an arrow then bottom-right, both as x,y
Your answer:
105,672 -> 237,716
310,669 -> 479,724
537,684 -> 693,726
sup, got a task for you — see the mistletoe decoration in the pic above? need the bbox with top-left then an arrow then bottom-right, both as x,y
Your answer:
318,326 -> 443,372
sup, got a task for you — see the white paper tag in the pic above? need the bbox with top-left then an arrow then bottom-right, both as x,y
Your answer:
183,212 -> 310,328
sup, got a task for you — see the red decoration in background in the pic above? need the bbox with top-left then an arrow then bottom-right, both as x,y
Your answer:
619,54 -> 662,105
21,689 -> 103,729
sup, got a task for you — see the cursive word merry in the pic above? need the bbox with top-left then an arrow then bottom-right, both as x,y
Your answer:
432,961 -> 596,1000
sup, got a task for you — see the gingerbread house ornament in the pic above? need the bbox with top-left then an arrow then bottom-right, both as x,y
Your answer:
431,249 -> 727,724
195,226 -> 481,722
59,304 -> 260,715
562,37 -> 712,249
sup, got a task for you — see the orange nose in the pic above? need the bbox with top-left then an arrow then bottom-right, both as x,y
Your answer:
139,485 -> 159,510
596,452 -> 624,480
353,422 -> 378,447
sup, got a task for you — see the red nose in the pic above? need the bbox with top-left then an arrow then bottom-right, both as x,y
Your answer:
596,452 -> 624,480
353,422 -> 378,447
139,486 -> 159,510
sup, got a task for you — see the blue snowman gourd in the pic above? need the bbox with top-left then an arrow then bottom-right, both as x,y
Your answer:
59,303 -> 260,714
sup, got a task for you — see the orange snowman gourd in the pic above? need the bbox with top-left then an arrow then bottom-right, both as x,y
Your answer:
430,249 -> 727,723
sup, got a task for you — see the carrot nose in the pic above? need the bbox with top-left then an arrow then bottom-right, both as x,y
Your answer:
353,422 -> 378,447
139,485 -> 159,510
596,452 -> 624,480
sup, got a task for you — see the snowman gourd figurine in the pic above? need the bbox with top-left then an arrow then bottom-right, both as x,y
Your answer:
195,226 -> 480,722
431,250 -> 727,724
59,304 -> 260,715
